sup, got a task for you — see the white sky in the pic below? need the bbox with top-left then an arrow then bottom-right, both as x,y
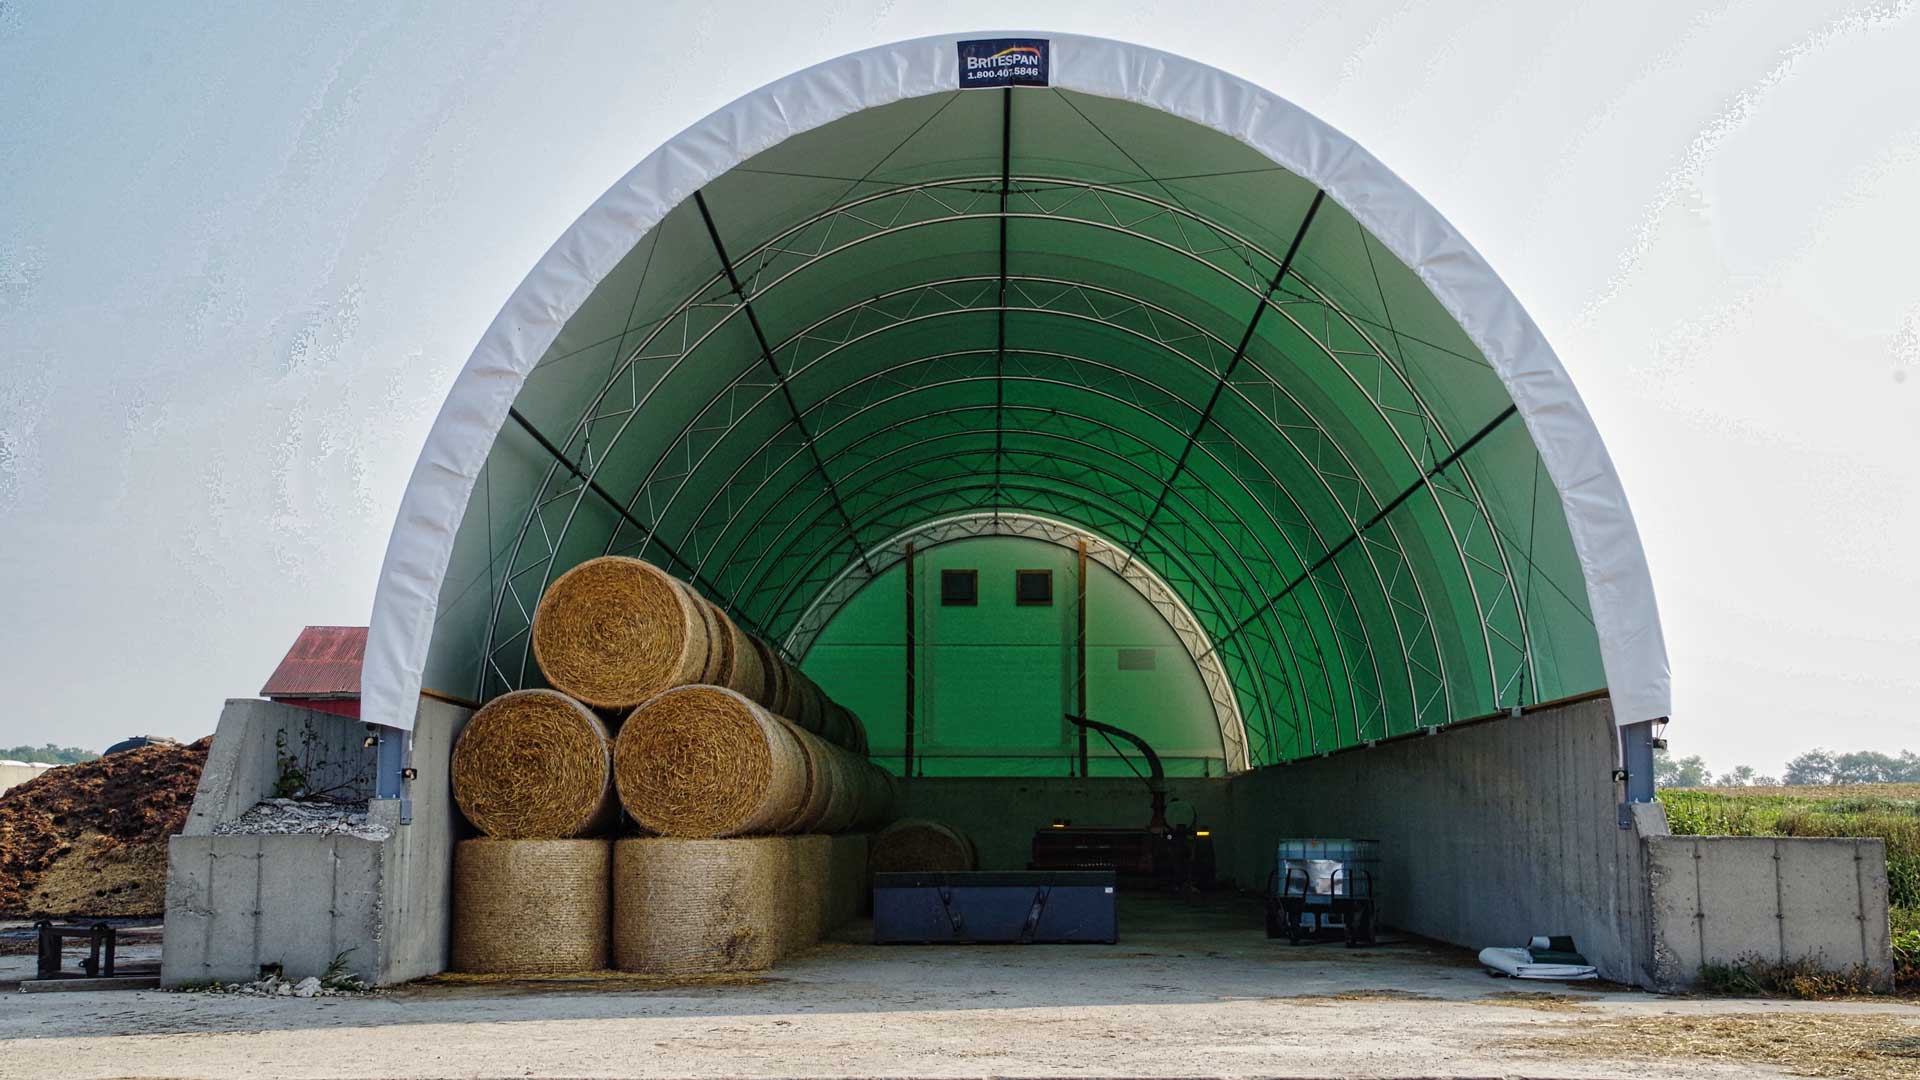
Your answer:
1,2 -> 1915,773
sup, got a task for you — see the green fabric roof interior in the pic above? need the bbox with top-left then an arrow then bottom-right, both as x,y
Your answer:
419,84 -> 1609,772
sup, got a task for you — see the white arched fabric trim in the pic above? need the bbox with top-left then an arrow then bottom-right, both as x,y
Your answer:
364,31 -> 1670,732
784,511 -> 1251,773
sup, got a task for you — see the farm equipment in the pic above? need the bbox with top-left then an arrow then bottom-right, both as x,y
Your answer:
1027,714 -> 1215,889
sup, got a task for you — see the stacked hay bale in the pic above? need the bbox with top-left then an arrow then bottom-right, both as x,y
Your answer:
449,690 -> 617,973
870,818 -> 979,873
448,556 -> 893,977
532,556 -> 869,755
610,685 -> 894,964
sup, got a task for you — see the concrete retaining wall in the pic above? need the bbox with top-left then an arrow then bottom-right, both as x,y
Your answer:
183,698 -> 375,834
898,776 -> 1238,882
0,762 -> 57,795
1225,696 -> 1653,985
377,696 -> 469,982
163,697 -> 470,987
1643,835 -> 1894,991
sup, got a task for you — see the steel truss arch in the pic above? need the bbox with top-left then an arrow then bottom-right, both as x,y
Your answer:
368,35 -> 1669,758
490,271 -> 1477,729
787,511 -> 1252,771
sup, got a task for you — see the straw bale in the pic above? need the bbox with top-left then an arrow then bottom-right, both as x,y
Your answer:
611,836 -> 790,974
870,818 -> 976,873
787,671 -> 825,734
827,833 -> 871,928
452,838 -> 610,974
614,685 -> 808,837
452,690 -> 616,838
785,722 -> 836,834
788,834 -> 832,950
530,557 -> 722,709
752,637 -> 788,716
721,616 -> 766,703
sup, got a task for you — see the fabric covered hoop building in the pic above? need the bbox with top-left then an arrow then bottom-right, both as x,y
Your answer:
364,32 -> 1669,768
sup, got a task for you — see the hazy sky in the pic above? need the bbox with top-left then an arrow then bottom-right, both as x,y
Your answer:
1,2 -> 1915,773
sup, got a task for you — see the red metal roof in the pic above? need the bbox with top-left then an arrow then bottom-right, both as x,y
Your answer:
260,625 -> 366,699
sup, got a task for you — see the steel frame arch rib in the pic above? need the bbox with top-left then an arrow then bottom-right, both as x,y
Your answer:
367,36 -> 1670,751
769,478 -> 1291,761
486,185 -> 1524,714
492,270 -> 1470,733
786,510 -> 1252,772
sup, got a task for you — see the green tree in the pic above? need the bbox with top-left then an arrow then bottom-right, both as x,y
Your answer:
1655,749 -> 1711,788
0,744 -> 99,765
1783,748 -> 1836,786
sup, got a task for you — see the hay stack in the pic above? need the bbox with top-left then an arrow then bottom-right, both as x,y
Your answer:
827,833 -> 871,928
789,834 -> 832,949
531,556 -> 726,709
869,819 -> 977,873
451,690 -> 616,838
614,685 -> 808,837
612,836 -> 790,974
721,616 -> 766,702
452,838 -> 610,973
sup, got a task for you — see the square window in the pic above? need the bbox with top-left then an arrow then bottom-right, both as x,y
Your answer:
1015,569 -> 1053,606
940,568 -> 978,606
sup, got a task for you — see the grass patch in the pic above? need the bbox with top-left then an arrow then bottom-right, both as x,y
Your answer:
1700,954 -> 1888,999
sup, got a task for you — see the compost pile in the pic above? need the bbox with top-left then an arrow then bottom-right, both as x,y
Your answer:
0,736 -> 211,916
447,556 -> 897,978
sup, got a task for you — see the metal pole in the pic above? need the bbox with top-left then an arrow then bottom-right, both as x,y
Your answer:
1076,539 -> 1088,777
1617,717 -> 1663,829
904,542 -> 917,779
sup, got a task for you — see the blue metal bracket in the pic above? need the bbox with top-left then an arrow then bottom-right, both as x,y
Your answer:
1617,718 -> 1664,829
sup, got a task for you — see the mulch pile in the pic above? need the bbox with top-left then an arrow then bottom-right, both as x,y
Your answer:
0,737 -> 211,916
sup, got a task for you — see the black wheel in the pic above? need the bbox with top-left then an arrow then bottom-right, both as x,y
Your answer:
1264,902 -> 1282,939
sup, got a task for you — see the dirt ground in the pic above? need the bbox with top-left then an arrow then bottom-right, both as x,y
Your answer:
1,895 -> 1914,1079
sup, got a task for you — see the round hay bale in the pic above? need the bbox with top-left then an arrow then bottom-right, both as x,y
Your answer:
530,556 -> 724,709
785,722 -> 836,833
819,701 -> 852,749
853,763 -> 898,831
787,672 -> 825,733
745,636 -> 782,712
722,617 -> 766,703
827,832 -> 872,925
614,685 -> 808,837
452,690 -> 616,838
452,838 -> 610,973
704,598 -> 737,688
869,818 -> 976,873
789,834 -> 831,949
612,836 -> 789,973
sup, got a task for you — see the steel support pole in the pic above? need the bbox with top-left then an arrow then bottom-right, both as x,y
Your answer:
904,541 -> 917,779
1618,717 -> 1662,829
1076,538 -> 1088,778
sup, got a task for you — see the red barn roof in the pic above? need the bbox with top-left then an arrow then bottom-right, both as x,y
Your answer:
260,625 -> 366,699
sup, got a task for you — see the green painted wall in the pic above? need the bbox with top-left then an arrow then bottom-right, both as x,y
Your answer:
802,536 -> 1226,777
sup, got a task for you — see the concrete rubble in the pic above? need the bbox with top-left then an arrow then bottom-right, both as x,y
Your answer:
212,798 -> 391,841
177,973 -> 372,997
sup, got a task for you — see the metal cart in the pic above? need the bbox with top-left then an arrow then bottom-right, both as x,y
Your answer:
1263,838 -> 1379,947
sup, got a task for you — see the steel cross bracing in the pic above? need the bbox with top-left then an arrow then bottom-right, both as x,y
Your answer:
596,274 -> 1464,740
720,418 -> 1328,748
584,271 -> 1457,740
673,386 -> 1380,754
476,177 -> 1541,757
488,179 -> 1525,725
785,510 -> 1251,772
